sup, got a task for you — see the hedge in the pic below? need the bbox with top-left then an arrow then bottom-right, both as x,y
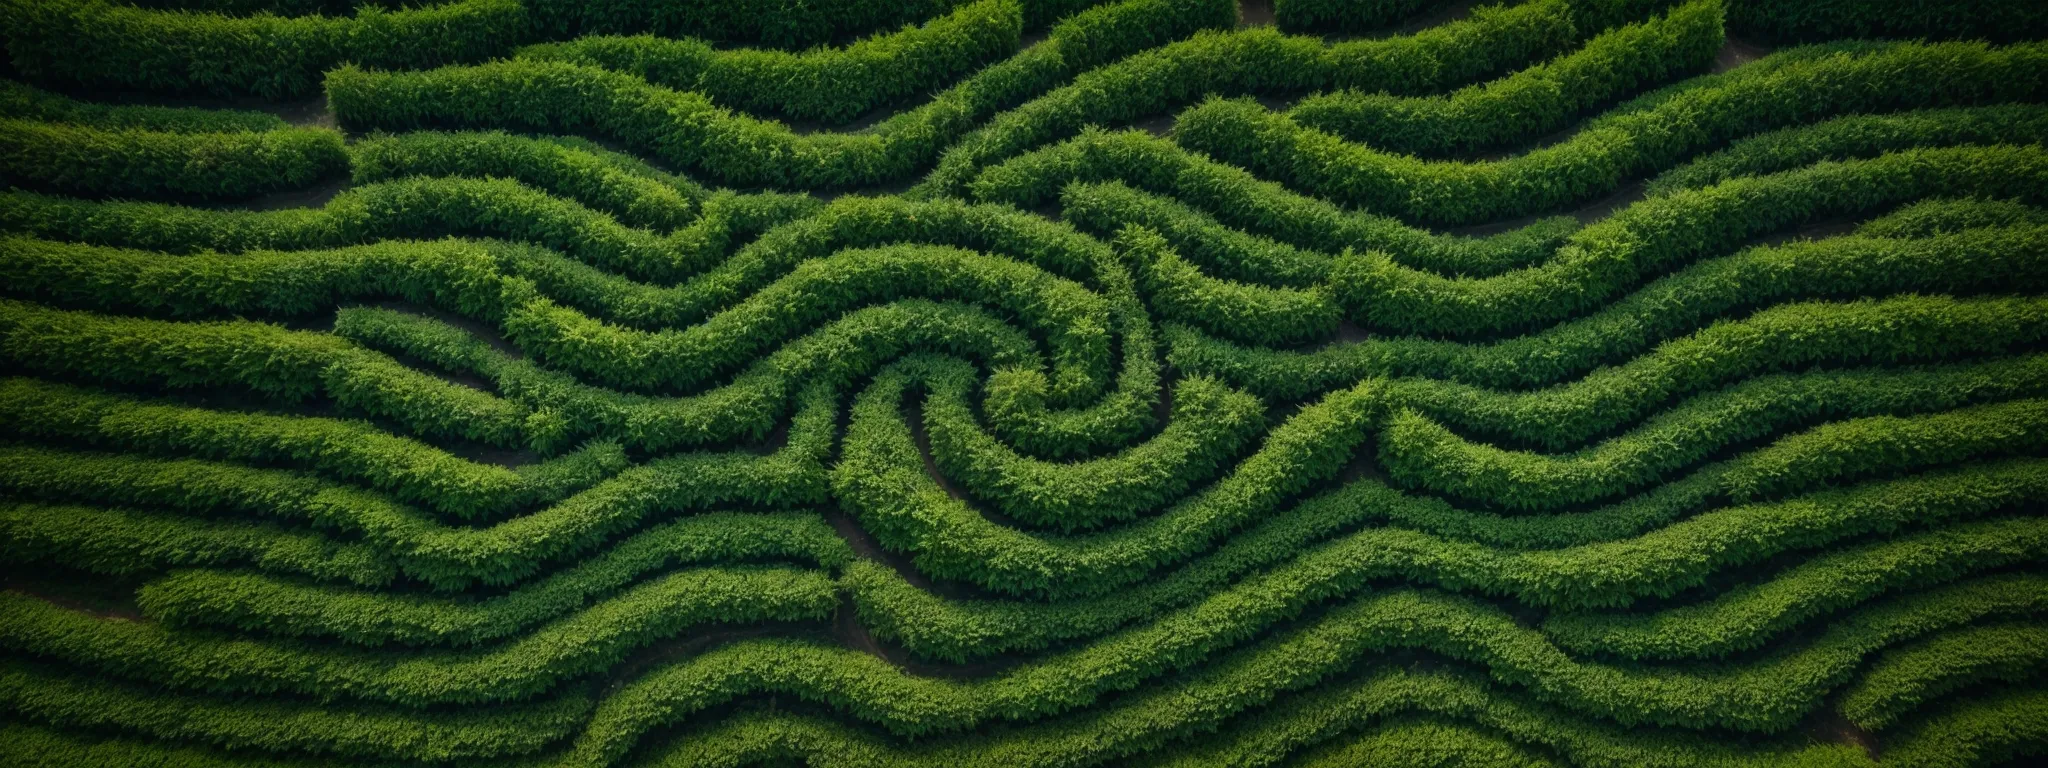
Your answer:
1726,0 -> 2048,44
326,0 -> 1238,189
1174,41 -> 2048,226
0,80 -> 284,132
0,0 -> 530,99
136,511 -> 851,646
1289,0 -> 1725,156
518,0 -> 1024,125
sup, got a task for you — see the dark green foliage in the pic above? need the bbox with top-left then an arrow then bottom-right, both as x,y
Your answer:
1273,0 -> 1440,34
3,0 -> 2047,764
517,0 -> 1023,124
0,0 -> 531,99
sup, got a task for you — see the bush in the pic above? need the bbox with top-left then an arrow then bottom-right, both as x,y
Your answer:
519,0 -> 1023,125
1290,0 -> 1725,156
0,119 -> 345,199
0,0 -> 531,99
1174,41 -> 2048,225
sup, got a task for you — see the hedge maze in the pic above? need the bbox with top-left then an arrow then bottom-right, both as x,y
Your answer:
2,0 -> 2047,765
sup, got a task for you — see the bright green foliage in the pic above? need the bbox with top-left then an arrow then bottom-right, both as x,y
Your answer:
1,0 -> 2045,766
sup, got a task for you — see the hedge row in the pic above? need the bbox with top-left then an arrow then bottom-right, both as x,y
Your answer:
347,131 -> 717,233
1541,518 -> 2048,660
1288,718 -> 1555,768
1857,198 -> 2048,240
1172,41 -> 2048,226
1726,0 -> 2048,44
0,498 -> 398,586
921,0 -> 1635,194
0,0 -> 530,99
1649,105 -> 2048,194
1272,0 -> 1439,34
1288,0 -> 1724,156
137,511 -> 851,646
1375,304 -> 2048,455
0,656 -> 592,762
0,378 -> 626,521
837,312 -> 2048,599
0,655 -> 1866,768
634,666 -> 1857,768
502,242 -> 1115,395
1382,382 -> 2048,513
518,0 -> 1023,125
1138,662 -> 1860,768
525,0 -> 1107,49
326,0 -> 1238,189
921,358 -> 1261,531
1174,269 -> 2048,407
1043,149 -> 1581,278
0,186 -> 1121,334
1877,684 -> 2048,768
0,564 -> 840,706
0,80 -> 284,132
1837,622 -> 2048,731
0,384 -> 839,589
1316,144 -> 2048,336
1,175 -> 819,285
0,119 -> 343,199
0,298 -> 552,451
1093,200 -> 2048,352
848,453 -> 2048,662
566,574 -> 2048,764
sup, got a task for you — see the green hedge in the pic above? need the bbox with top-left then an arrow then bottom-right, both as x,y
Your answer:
0,119 -> 345,199
1272,0 -> 1439,34
1727,0 -> 2048,44
1837,622 -> 2048,731
1542,519 -> 2048,660
0,175 -> 812,285
0,384 -> 839,588
1174,251 -> 2048,405
1174,41 -> 2048,226
1878,684 -> 2048,768
347,131 -> 718,232
524,0 -> 1106,49
567,574 -> 2048,764
922,0 -> 1616,195
924,359 -> 1262,531
985,133 -> 1580,277
0,565 -> 840,706
0,298 -> 550,450
0,80 -> 283,132
849,454 -> 2048,661
1321,147 -> 2048,336
518,0 -> 1023,125
0,657 -> 591,762
0,498 -> 398,586
0,0 -> 530,99
0,378 -> 622,520
137,511 -> 850,645
1289,0 -> 1724,156
1649,105 -> 2048,194
327,0 -> 1236,189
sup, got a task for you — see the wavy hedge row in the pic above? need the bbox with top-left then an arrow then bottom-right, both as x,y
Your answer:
4,0 -> 2048,764
0,0 -> 530,99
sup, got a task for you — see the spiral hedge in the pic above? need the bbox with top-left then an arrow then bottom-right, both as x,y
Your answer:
0,0 -> 2045,765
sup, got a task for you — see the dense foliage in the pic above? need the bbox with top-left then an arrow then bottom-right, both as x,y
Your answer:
0,0 -> 2043,766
